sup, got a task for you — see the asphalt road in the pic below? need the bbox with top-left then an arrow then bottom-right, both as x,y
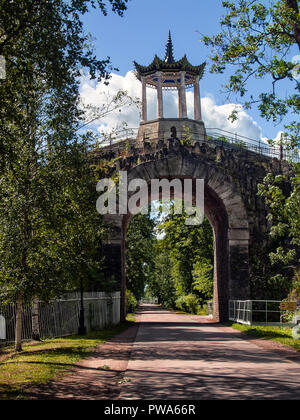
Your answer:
119,304 -> 300,400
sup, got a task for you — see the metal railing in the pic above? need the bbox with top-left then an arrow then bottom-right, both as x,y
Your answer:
206,128 -> 299,162
207,301 -> 213,317
229,300 -> 299,326
96,128 -> 139,147
0,291 -> 120,347
95,126 -> 299,163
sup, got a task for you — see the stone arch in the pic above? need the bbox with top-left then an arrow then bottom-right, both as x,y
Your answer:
102,151 -> 250,323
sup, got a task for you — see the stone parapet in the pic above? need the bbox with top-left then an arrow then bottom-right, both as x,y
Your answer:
137,118 -> 206,144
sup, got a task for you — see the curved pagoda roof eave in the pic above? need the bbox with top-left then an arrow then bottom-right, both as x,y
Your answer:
134,55 -> 206,79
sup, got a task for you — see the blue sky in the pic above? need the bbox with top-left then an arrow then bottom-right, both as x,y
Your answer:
80,0 -> 297,140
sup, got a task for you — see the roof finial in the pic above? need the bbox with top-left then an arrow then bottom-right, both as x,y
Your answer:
164,30 -> 175,64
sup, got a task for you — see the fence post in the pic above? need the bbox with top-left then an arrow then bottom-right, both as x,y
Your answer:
15,294 -> 23,351
32,299 -> 40,341
280,133 -> 284,161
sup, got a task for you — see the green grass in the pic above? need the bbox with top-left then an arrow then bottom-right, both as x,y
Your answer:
0,318 -> 134,400
197,306 -> 209,316
126,313 -> 136,323
229,323 -> 300,352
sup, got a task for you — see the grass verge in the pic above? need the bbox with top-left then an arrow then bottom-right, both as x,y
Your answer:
229,323 -> 300,352
0,317 -> 135,400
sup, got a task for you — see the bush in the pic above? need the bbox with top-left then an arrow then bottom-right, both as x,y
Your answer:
197,304 -> 209,316
192,259 -> 213,302
126,289 -> 138,313
175,293 -> 200,314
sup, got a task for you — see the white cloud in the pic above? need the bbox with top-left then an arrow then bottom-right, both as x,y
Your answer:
80,71 -> 143,134
80,71 -> 276,143
199,96 -> 263,141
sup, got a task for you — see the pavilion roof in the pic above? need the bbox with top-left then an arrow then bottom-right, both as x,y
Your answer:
134,32 -> 206,82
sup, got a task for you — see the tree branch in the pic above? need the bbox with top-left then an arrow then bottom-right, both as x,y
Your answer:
285,0 -> 300,50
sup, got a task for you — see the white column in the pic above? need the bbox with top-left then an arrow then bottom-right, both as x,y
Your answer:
141,76 -> 147,122
194,75 -> 202,121
180,71 -> 187,118
178,87 -> 182,118
156,72 -> 164,118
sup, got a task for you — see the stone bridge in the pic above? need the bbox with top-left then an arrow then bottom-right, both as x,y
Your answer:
92,34 -> 296,322
93,124 -> 293,322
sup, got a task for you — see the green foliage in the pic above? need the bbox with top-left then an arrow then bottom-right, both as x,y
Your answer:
157,210 -> 214,296
126,213 -> 157,301
175,293 -> 200,315
258,168 -> 300,264
203,0 -> 300,143
234,139 -> 247,149
192,259 -> 214,302
147,207 -> 214,312
0,0 -> 129,349
0,2 -> 129,149
126,289 -> 138,313
250,241 -> 294,300
180,126 -> 193,147
0,1 -> 128,70
126,205 -> 214,314
146,251 -> 176,308
230,323 -> 300,352
0,137 -> 107,303
218,135 -> 229,143
255,164 -> 300,298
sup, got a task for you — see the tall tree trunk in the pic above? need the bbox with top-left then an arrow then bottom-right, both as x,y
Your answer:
31,298 -> 40,341
15,294 -> 23,352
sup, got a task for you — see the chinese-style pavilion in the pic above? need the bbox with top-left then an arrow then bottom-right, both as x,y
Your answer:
134,32 -> 206,142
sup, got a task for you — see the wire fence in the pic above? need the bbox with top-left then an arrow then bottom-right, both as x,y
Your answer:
229,300 -> 299,326
0,292 -> 120,347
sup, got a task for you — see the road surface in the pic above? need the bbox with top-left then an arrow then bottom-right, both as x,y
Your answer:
119,304 -> 300,400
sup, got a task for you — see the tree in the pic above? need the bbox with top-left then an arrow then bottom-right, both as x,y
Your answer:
154,207 -> 214,312
0,127 -> 108,350
203,0 -> 300,144
192,259 -> 214,304
126,213 -> 157,301
0,0 -> 128,351
0,1 -> 128,56
257,164 -> 300,296
203,0 -> 300,300
0,1 -> 129,149
80,89 -> 141,139
125,205 -> 214,312
146,251 -> 176,308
